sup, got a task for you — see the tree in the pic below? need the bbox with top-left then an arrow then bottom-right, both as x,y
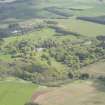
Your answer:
79,73 -> 89,80
8,23 -> 20,30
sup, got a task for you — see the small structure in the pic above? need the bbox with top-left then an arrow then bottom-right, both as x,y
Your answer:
11,30 -> 21,34
83,41 -> 92,45
36,48 -> 45,52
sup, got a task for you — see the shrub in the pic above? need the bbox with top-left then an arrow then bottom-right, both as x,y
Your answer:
79,73 -> 89,80
25,102 -> 40,105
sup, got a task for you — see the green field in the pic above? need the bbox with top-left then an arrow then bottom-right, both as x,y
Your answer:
0,0 -> 105,105
0,78 -> 39,105
56,17 -> 105,37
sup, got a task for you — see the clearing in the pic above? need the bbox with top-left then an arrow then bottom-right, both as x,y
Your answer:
33,80 -> 105,105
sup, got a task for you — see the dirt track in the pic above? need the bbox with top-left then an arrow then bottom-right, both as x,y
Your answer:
31,90 -> 50,102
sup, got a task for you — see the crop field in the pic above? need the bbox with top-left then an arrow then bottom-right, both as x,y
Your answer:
0,78 -> 39,105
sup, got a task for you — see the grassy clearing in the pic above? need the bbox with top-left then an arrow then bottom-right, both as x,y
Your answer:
0,78 -> 39,105
0,54 -> 12,61
81,60 -> 105,76
34,80 -> 105,105
56,17 -> 105,37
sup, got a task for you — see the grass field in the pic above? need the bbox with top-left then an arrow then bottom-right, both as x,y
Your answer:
34,80 -> 105,105
57,17 -> 105,37
81,60 -> 105,76
0,78 -> 39,105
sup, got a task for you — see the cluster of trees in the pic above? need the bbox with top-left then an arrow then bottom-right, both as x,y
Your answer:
0,36 -> 105,84
0,22 -> 46,38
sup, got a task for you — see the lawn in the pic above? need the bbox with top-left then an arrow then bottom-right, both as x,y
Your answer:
0,78 -> 39,105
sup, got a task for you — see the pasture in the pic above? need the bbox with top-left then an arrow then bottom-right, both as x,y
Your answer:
34,80 -> 105,105
0,78 -> 39,105
56,17 -> 105,37
81,60 -> 105,76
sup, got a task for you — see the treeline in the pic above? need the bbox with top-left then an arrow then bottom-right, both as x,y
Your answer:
77,16 -> 105,25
